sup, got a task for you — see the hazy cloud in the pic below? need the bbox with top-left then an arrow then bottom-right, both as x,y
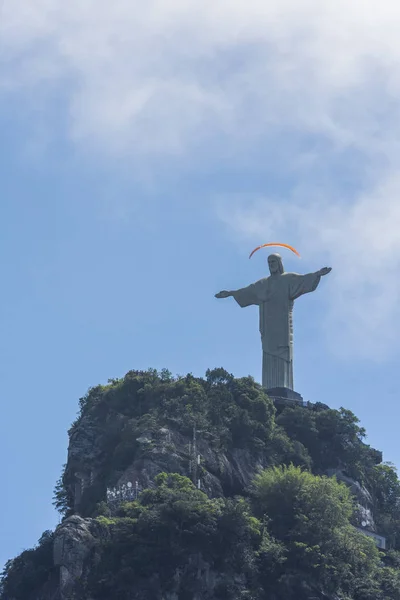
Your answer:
2,1 -> 400,158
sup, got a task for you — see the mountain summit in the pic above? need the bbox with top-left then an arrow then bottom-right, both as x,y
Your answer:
1,368 -> 400,600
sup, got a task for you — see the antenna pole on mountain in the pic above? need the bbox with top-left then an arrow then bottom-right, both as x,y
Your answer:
193,423 -> 197,485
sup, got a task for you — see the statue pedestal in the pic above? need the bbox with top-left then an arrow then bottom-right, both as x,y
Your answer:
266,387 -> 304,406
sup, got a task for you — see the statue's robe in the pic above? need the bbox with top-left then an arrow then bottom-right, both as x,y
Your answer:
231,272 -> 321,390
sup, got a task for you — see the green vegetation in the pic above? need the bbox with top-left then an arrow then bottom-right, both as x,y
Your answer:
368,462 -> 400,549
86,473 -> 262,599
2,368 -> 400,599
0,531 -> 56,600
83,467 -> 400,600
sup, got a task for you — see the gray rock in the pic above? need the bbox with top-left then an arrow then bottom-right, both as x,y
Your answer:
325,468 -> 375,529
53,515 -> 108,600
68,416 -> 104,469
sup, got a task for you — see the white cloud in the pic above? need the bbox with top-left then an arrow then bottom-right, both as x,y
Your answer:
2,0 -> 400,157
2,0 -> 400,358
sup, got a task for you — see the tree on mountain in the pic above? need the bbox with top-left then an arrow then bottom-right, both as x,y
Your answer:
251,465 -> 382,599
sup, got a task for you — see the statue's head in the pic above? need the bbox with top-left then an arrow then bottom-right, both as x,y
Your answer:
268,253 -> 284,275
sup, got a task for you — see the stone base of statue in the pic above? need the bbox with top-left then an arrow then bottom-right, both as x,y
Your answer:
266,387 -> 304,407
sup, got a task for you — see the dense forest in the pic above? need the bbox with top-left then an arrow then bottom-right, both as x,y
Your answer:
1,368 -> 400,599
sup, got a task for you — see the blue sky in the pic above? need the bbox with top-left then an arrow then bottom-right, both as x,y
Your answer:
2,0 -> 400,571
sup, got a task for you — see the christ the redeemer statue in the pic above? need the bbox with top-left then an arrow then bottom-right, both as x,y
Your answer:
215,254 -> 331,391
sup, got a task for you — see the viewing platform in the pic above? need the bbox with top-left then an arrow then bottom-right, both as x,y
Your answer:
266,387 -> 312,408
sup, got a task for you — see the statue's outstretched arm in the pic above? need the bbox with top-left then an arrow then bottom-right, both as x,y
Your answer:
216,282 -> 261,307
316,267 -> 332,277
215,290 -> 233,299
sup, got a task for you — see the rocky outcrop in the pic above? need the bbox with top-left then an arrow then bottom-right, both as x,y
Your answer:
326,468 -> 375,529
51,518 -> 244,600
68,409 -> 377,522
51,412 -> 275,599
53,515 -> 109,600
68,412 -> 269,514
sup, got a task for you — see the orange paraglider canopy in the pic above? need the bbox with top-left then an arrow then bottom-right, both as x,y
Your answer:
249,242 -> 300,259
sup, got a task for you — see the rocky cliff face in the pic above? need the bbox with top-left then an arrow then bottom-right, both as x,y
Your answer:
48,415 -> 377,599
53,516 -> 108,600
65,402 -> 275,517
49,400 -> 270,599
52,514 -> 236,600
326,468 -> 376,530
